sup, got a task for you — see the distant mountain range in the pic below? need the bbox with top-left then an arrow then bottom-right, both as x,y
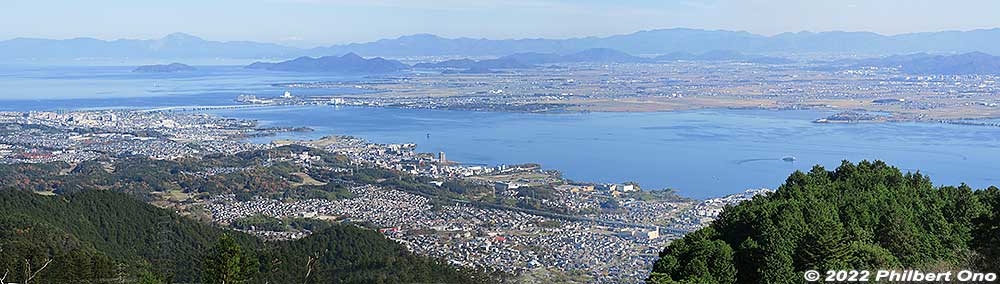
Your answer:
242,49 -> 1000,75
0,32 -> 298,61
414,48 -> 650,70
5,28 -> 1000,61
414,48 -> 796,70
247,48 -> 661,74
10,30 -> 1000,75
312,28 -> 1000,56
246,53 -> 408,74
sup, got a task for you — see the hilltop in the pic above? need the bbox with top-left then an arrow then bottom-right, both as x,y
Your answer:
648,160 -> 1000,283
246,53 -> 408,74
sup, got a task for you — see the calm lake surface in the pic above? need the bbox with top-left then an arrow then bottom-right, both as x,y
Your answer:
210,106 -> 1000,199
3,65 -> 999,198
0,65 -> 365,110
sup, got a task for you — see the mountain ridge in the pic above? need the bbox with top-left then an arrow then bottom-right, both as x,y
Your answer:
5,28 -> 1000,60
246,53 -> 409,74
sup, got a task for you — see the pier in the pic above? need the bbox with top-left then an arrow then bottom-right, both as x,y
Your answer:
140,104 -> 272,113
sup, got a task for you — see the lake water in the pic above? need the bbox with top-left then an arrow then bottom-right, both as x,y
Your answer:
0,65 -> 365,110
3,65 -> 999,198
209,106 -> 1000,198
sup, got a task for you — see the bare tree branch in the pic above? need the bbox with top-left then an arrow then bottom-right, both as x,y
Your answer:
303,254 -> 317,284
23,258 -> 52,284
0,248 -> 8,284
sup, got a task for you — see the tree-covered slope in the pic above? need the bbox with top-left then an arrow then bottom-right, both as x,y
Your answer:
259,225 -> 497,284
648,160 -> 1000,283
0,189 -> 233,283
0,190 -> 493,283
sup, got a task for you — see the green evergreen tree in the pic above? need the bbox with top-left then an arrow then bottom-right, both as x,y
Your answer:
972,186 -> 1000,271
796,204 -> 853,271
648,161 -> 997,283
647,228 -> 736,284
202,234 -> 259,284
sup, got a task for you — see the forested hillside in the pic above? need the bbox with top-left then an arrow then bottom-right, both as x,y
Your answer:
0,190 -> 494,283
648,160 -> 1000,283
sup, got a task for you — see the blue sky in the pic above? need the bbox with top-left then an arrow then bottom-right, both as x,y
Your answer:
4,0 -> 1000,47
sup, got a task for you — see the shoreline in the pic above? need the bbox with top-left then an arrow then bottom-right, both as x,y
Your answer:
6,91 -> 1000,127
203,103 -> 1000,199
8,102 -> 1000,199
221,101 -> 1000,127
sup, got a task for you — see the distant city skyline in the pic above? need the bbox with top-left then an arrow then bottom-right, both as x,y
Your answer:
5,0 -> 1000,47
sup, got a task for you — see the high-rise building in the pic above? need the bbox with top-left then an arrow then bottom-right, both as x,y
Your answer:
438,152 -> 447,164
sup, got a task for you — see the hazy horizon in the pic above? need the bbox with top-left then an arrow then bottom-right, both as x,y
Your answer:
5,0 -> 1000,48
6,27 -> 1000,50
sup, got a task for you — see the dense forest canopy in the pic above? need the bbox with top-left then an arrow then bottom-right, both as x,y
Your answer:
648,160 -> 1000,283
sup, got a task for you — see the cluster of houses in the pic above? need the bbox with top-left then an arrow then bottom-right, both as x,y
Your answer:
553,182 -> 637,196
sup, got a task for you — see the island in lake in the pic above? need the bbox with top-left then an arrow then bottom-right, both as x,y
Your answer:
132,62 -> 196,73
